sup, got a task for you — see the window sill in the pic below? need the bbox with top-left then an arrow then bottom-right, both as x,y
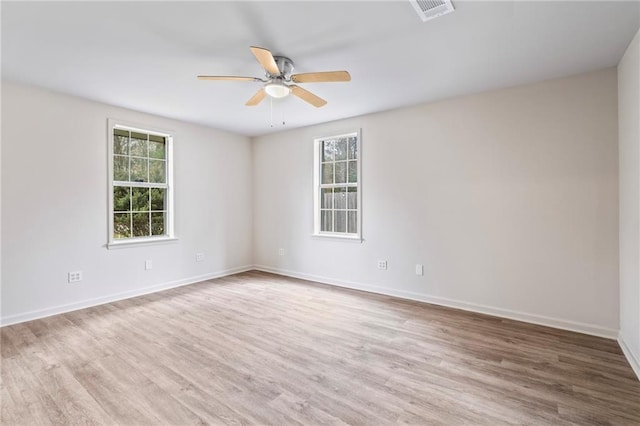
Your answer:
312,233 -> 363,243
107,236 -> 178,250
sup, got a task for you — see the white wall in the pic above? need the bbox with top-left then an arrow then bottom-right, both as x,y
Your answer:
0,68 -> 624,343
619,28 -> 640,378
253,68 -> 620,337
1,81 -> 253,324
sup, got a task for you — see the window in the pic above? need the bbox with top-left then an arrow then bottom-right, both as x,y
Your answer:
108,120 -> 174,247
313,130 -> 361,239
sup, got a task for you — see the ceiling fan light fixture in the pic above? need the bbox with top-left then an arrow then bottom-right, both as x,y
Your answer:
198,46 -> 345,107
264,81 -> 291,98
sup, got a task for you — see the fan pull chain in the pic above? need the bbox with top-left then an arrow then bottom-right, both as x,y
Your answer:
268,98 -> 286,128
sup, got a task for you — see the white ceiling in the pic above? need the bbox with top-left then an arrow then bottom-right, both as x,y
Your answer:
2,1 -> 639,137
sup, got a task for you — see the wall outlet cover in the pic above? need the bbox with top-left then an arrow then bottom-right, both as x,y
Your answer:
68,271 -> 82,283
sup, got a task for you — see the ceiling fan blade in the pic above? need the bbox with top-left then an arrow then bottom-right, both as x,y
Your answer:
197,76 -> 261,82
245,88 -> 266,106
250,46 -> 280,76
290,85 -> 327,108
291,71 -> 351,83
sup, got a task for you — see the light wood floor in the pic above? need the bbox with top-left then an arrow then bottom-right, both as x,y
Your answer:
2,271 -> 639,425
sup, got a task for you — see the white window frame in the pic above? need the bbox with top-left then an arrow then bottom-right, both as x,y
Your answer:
107,118 -> 176,249
313,129 -> 362,241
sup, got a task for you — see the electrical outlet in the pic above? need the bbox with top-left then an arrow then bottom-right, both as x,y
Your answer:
68,271 -> 82,283
415,264 -> 424,276
196,252 -> 205,263
278,248 -> 285,256
377,260 -> 388,270
145,260 -> 153,270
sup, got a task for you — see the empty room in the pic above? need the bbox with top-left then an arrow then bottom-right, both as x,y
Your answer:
1,0 -> 640,424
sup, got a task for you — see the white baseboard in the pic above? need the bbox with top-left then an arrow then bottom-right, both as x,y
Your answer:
253,265 -> 619,340
5,264 -> 631,379
1,263 -> 621,343
0,265 -> 253,327
618,332 -> 640,381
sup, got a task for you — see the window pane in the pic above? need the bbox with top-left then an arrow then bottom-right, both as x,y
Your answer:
335,161 -> 347,184
130,134 -> 148,157
150,188 -> 166,211
348,137 -> 358,160
149,159 -> 166,183
113,186 -> 130,212
114,134 -> 129,155
321,210 -> 333,232
316,133 -> 359,238
151,212 -> 165,236
322,140 -> 335,162
112,126 -> 172,242
334,187 -> 347,209
334,210 -> 347,233
348,160 -> 358,183
132,212 -> 150,237
347,187 -> 357,209
348,211 -> 357,234
322,163 -> 334,184
335,139 -> 347,161
321,188 -> 333,209
130,158 -> 148,182
132,187 -> 150,211
113,155 -> 129,181
114,213 -> 131,239
149,137 -> 166,159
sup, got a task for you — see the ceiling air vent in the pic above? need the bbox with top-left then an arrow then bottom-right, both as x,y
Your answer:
410,0 -> 455,22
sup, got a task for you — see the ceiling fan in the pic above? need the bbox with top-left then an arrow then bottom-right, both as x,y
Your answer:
197,46 -> 351,108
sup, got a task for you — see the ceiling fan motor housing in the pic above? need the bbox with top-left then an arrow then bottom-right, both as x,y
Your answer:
272,56 -> 294,80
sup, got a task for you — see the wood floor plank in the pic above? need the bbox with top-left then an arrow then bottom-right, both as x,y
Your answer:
2,270 -> 639,425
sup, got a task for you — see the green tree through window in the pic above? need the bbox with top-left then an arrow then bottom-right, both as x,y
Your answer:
111,126 -> 171,242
